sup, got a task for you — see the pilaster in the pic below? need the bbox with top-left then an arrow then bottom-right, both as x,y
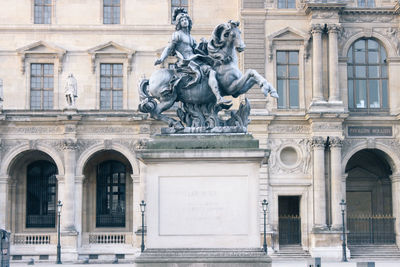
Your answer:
327,24 -> 341,103
0,175 -> 9,230
311,24 -> 324,103
312,136 -> 327,229
329,137 -> 343,229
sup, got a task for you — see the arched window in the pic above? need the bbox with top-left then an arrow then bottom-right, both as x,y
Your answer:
347,39 -> 388,111
26,161 -> 57,228
96,161 -> 126,227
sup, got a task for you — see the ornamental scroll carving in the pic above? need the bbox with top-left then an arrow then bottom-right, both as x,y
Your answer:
375,27 -> 400,56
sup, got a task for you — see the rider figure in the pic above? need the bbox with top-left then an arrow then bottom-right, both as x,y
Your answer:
155,8 -> 231,105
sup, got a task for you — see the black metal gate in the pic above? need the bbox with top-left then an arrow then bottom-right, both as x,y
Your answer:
279,215 -> 301,245
347,215 -> 396,244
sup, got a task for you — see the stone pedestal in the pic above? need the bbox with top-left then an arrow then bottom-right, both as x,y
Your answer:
135,134 -> 271,267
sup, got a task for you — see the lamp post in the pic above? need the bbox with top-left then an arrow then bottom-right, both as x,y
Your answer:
140,200 -> 146,252
262,199 -> 268,254
340,199 -> 347,262
56,200 -> 63,264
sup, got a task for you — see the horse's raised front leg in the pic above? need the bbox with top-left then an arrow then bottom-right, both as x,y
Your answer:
226,69 -> 259,97
247,69 -> 279,98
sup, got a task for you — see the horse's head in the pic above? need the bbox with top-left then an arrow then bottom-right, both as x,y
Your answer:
209,20 -> 246,54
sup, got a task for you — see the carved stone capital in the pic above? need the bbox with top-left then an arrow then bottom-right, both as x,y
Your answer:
327,24 -> 341,34
311,24 -> 324,35
311,136 -> 326,148
329,137 -> 343,148
62,139 -> 78,151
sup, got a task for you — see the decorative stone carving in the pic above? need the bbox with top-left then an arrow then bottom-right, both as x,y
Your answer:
329,137 -> 343,148
104,139 -> 112,150
75,139 -> 101,158
341,139 -> 363,160
310,24 -> 324,35
341,15 -> 394,23
268,138 -> 312,175
311,136 -> 326,148
76,126 -> 136,134
312,11 -> 338,19
138,9 -> 278,133
375,27 -> 400,56
327,24 -> 341,34
268,125 -> 310,134
62,139 -> 78,151
338,28 -> 363,52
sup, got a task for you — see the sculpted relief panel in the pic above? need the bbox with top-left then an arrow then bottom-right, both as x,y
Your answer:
267,138 -> 311,175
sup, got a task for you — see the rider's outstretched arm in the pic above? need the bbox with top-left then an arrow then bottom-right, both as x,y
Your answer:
155,32 -> 179,65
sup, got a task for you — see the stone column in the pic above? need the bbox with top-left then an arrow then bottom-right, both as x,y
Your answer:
75,175 -> 84,247
391,173 -> 400,244
311,24 -> 324,102
328,24 -> 341,103
61,140 -> 77,232
0,175 -> 9,229
312,136 -> 327,229
330,137 -> 343,229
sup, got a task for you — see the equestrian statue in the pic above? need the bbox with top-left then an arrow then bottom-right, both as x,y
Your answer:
138,8 -> 278,133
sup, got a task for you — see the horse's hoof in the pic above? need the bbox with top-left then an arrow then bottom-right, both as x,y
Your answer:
271,91 -> 279,98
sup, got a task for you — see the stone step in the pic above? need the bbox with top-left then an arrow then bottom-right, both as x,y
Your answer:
349,245 -> 400,259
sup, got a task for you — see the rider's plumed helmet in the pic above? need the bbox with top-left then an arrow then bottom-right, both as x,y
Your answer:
173,8 -> 192,31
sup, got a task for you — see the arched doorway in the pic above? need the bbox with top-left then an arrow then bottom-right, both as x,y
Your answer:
345,149 -> 395,244
81,150 -> 133,246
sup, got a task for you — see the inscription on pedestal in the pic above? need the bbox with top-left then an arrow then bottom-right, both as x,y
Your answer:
159,176 -> 248,236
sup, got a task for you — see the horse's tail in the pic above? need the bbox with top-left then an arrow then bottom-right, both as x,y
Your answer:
138,78 -> 157,113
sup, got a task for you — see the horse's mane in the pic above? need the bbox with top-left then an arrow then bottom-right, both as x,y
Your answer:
207,22 -> 230,61
207,21 -> 240,63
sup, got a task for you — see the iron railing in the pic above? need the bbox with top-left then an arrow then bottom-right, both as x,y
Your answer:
347,215 -> 395,244
279,215 -> 301,245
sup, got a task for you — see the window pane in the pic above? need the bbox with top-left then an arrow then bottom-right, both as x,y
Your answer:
348,80 -> 354,109
380,48 -> 387,63
347,48 -> 353,63
30,91 -> 41,109
277,65 -> 287,78
278,0 -> 286,8
347,66 -> 353,78
288,51 -> 298,64
289,66 -> 298,78
368,80 -> 380,108
100,90 -> 111,109
113,90 -> 123,109
277,79 -> 286,108
382,80 -> 388,108
289,80 -> 299,108
355,66 -> 366,78
368,51 -> 379,64
277,51 -> 286,64
355,51 -> 365,64
368,66 -> 379,78
382,66 -> 387,78
288,0 -> 296,8
355,80 -> 367,108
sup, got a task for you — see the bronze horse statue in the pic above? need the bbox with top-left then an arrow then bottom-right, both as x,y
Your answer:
139,21 -> 278,131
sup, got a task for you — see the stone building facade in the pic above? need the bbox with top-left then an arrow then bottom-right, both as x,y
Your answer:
0,0 -> 399,262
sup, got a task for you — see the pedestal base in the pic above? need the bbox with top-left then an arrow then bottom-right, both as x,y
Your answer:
135,248 -> 271,267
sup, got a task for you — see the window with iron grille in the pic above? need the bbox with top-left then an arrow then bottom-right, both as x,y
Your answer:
34,0 -> 52,24
100,63 -> 123,110
171,0 -> 189,23
96,161 -> 126,228
278,0 -> 296,9
276,51 -> 299,109
347,39 -> 388,112
103,0 -> 120,24
358,0 -> 375,7
30,63 -> 54,110
26,161 -> 57,228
